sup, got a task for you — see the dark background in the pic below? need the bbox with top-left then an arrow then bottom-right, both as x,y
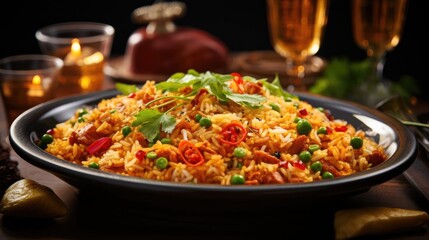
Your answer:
1,0 -> 427,99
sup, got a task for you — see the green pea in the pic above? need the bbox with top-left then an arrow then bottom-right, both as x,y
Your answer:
322,171 -> 334,179
77,116 -> 85,123
350,137 -> 363,149
199,117 -> 212,128
195,113 -> 202,122
310,161 -> 323,172
147,151 -> 157,159
269,103 -> 280,112
230,174 -> 245,184
308,144 -> 320,154
233,147 -> 246,158
38,133 -> 54,149
155,157 -> 168,169
293,102 -> 299,108
297,119 -> 312,135
122,126 -> 132,137
317,107 -> 324,112
160,138 -> 172,144
299,150 -> 312,163
40,133 -> 54,145
317,127 -> 327,135
88,162 -> 99,169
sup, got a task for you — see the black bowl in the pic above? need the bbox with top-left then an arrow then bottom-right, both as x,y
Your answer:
9,89 -> 417,207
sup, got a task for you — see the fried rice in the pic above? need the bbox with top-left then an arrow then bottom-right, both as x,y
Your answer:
42,71 -> 388,185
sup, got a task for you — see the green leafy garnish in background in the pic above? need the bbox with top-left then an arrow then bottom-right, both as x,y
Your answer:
309,57 -> 420,101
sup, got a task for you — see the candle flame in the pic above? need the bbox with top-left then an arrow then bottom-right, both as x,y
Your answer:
71,38 -> 81,57
28,75 -> 44,97
32,75 -> 42,85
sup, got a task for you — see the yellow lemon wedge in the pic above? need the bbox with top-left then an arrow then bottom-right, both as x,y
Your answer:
0,179 -> 68,218
334,207 -> 429,240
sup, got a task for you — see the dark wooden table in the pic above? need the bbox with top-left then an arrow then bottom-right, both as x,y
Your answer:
1,73 -> 429,240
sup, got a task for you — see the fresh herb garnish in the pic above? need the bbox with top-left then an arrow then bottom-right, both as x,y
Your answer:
132,109 -> 176,142
156,70 -> 266,108
115,82 -> 139,95
261,74 -> 298,100
117,70 -> 296,142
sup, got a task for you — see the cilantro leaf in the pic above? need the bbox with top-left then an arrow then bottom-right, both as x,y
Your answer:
132,109 -> 176,142
160,113 -> 176,134
115,82 -> 139,95
225,93 -> 265,108
261,75 -> 298,100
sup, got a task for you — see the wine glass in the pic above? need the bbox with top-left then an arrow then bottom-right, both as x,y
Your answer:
266,0 -> 330,91
351,0 -> 408,107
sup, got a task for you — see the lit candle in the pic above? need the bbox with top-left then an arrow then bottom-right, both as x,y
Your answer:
64,38 -> 104,66
58,38 -> 105,95
27,75 -> 44,97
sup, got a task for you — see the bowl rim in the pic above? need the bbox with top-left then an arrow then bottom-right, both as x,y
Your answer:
9,89 -> 418,198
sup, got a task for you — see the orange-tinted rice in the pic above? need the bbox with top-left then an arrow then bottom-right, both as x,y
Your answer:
44,72 -> 387,185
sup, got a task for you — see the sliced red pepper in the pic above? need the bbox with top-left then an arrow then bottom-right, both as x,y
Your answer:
135,150 -> 146,160
335,126 -> 348,132
86,137 -> 112,155
218,122 -> 247,145
326,126 -> 333,134
279,160 -> 306,170
298,108 -> 308,117
128,92 -> 136,98
178,140 -> 204,167
231,72 -> 244,93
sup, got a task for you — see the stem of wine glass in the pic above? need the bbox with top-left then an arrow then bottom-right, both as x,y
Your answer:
285,57 -> 306,91
366,51 -> 386,91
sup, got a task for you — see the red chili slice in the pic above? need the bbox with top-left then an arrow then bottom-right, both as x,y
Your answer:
231,72 -> 244,93
178,140 -> 204,167
218,122 -> 247,145
335,126 -> 348,132
86,137 -> 112,155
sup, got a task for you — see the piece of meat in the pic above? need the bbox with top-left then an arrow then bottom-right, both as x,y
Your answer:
287,135 -> 308,155
69,124 -> 103,145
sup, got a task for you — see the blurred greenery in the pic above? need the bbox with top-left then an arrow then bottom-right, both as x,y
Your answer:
309,57 -> 420,102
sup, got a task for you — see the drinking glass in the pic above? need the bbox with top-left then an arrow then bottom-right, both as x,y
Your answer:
36,22 -> 114,96
351,0 -> 408,107
266,0 -> 330,91
0,55 -> 63,127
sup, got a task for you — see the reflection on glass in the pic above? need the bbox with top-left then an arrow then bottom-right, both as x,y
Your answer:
266,0 -> 329,91
350,0 -> 408,107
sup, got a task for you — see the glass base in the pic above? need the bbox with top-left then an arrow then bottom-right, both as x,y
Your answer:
348,79 -> 393,107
